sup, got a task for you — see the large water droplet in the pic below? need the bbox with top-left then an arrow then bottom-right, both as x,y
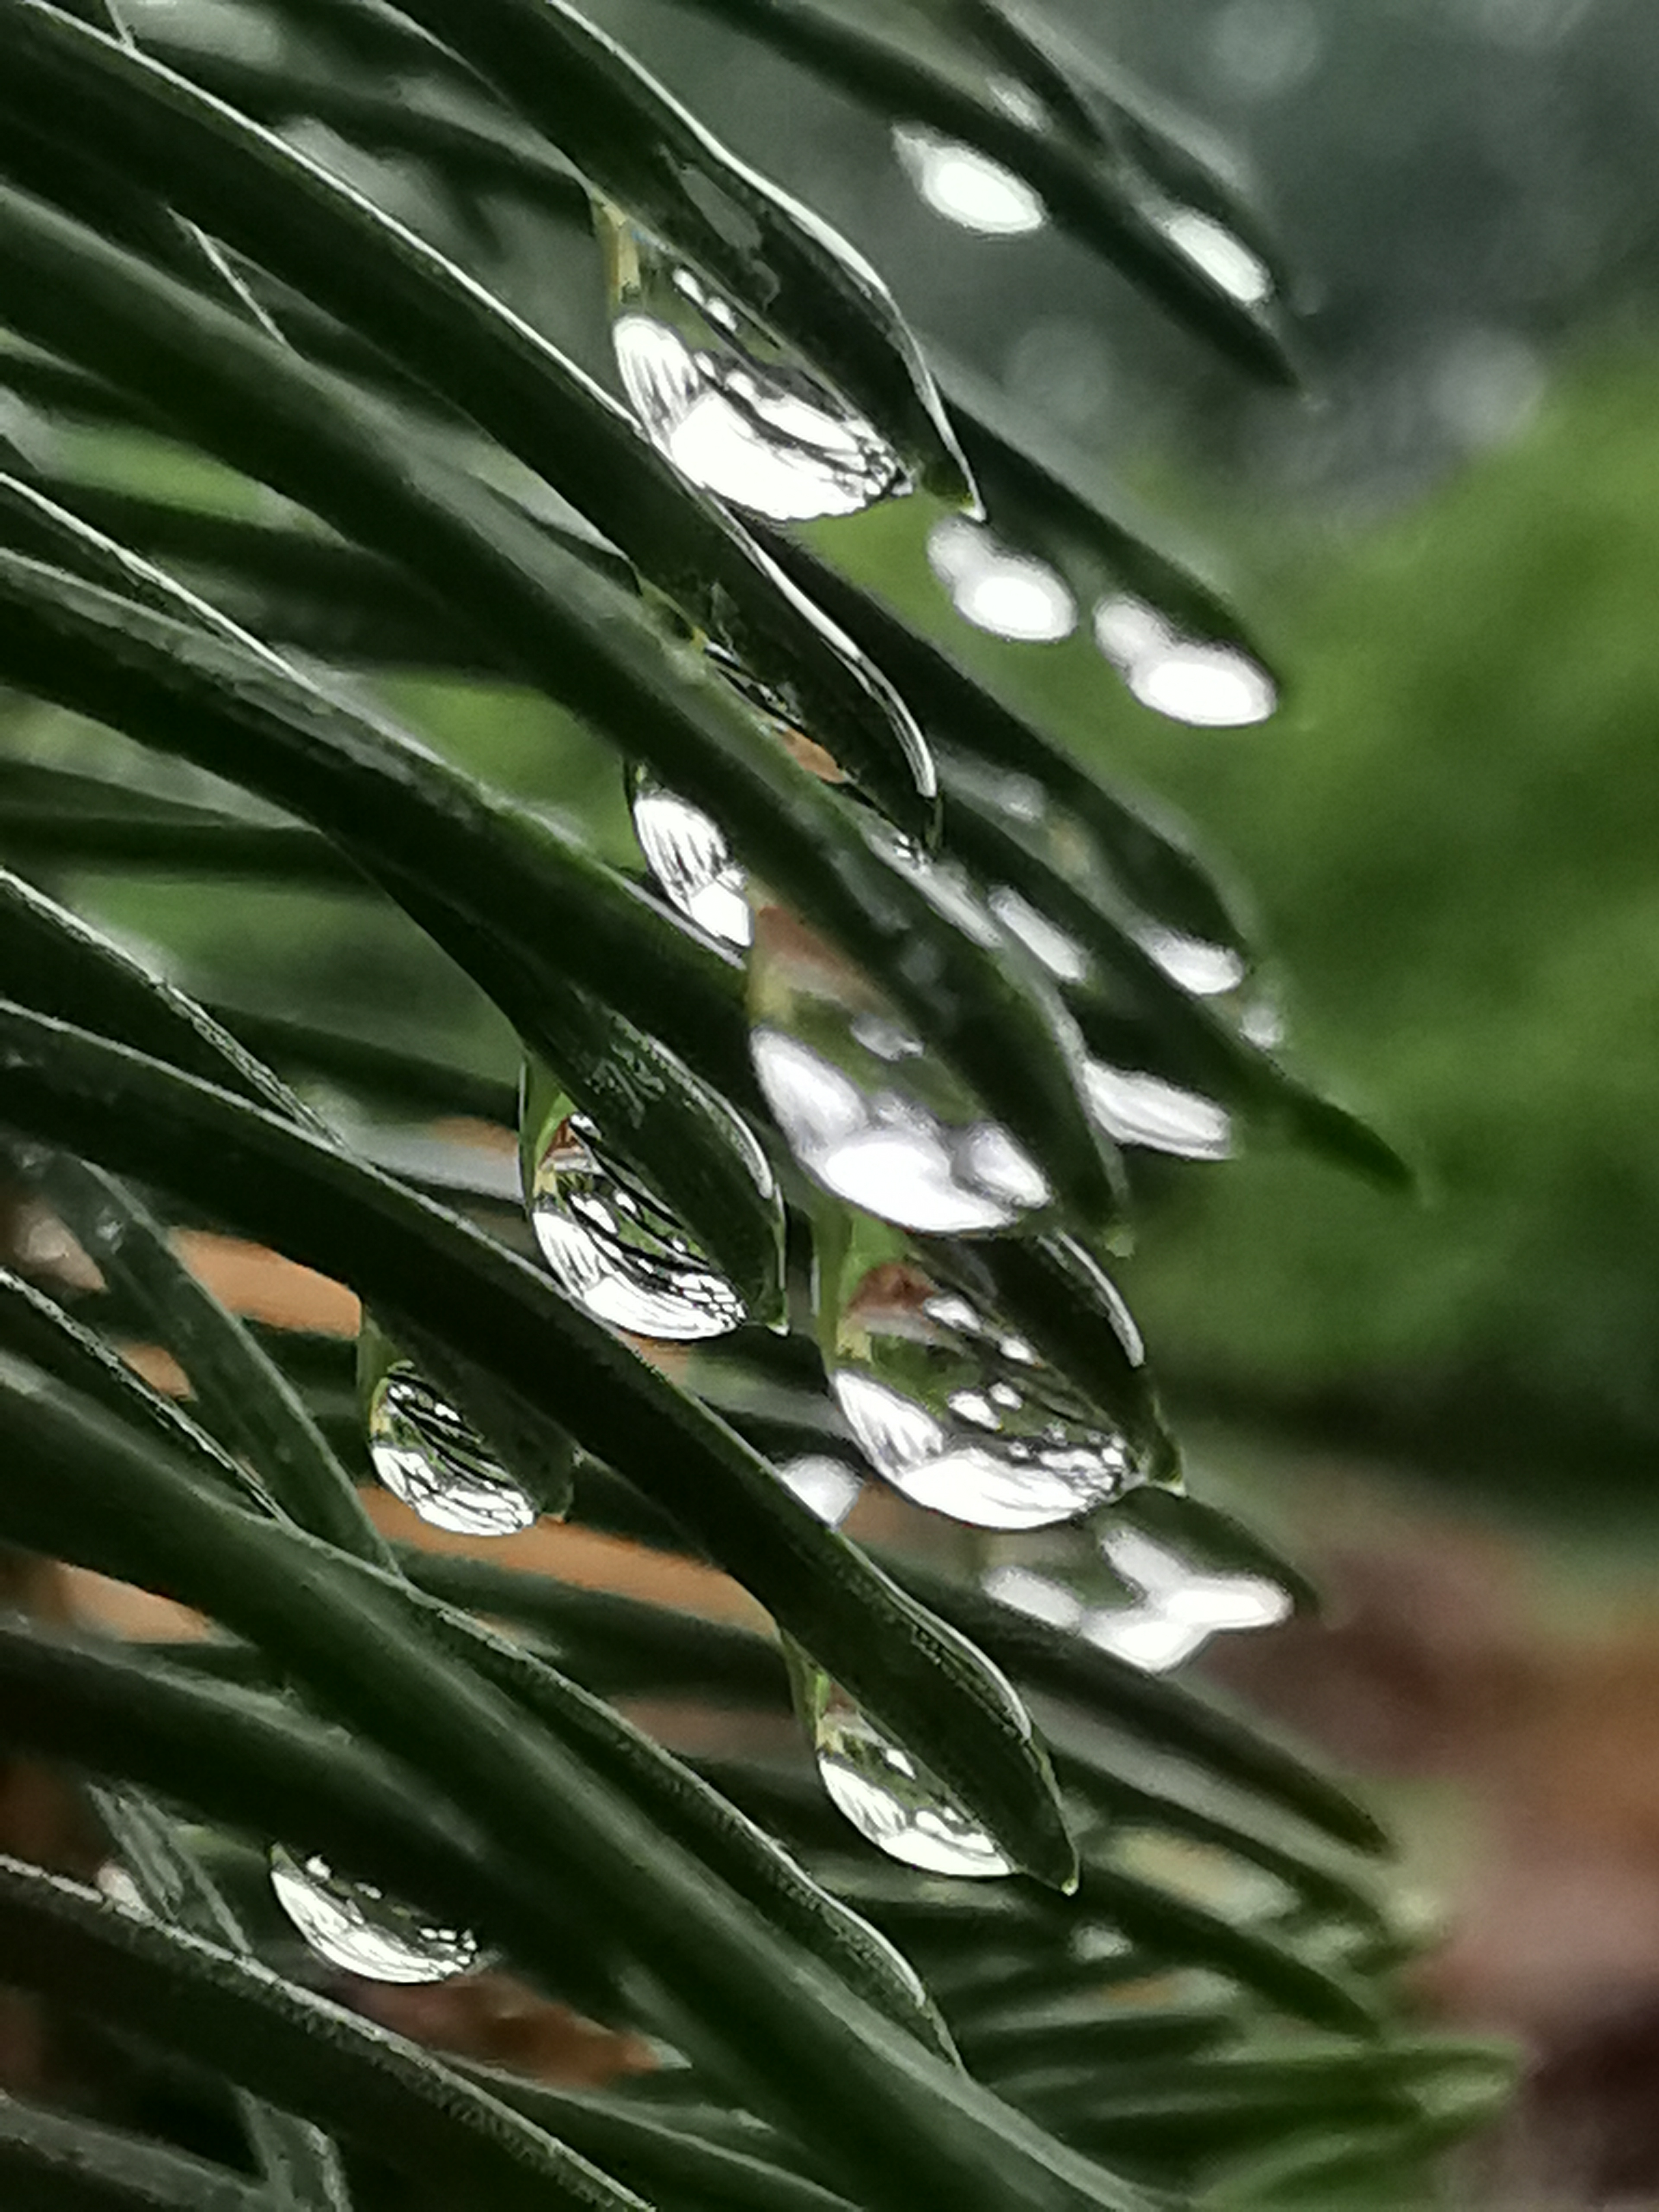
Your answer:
749,906 -> 1049,1235
1083,1061 -> 1233,1161
366,1360 -> 536,1537
1094,596 -> 1277,728
270,1848 -> 480,1985
604,211 -> 906,522
893,123 -> 1047,236
928,517 -> 1077,642
1084,1526 -> 1290,1674
831,1261 -> 1136,1530
528,1108 -> 747,1341
797,1658 -> 1013,1878
629,769 -> 752,948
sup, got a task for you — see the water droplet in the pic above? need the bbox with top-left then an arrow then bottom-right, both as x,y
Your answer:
1135,925 -> 1247,998
1083,1527 -> 1290,1674
1094,596 -> 1277,728
928,517 -> 1076,641
1151,202 -> 1275,309
604,211 -> 906,522
982,1563 -> 1087,1633
1240,996 -> 1286,1052
749,907 -> 1049,1235
777,1452 -> 862,1528
831,1261 -> 1136,1529
366,1360 -> 536,1537
629,769 -> 752,948
528,1109 -> 746,1341
270,1847 -> 480,1985
988,886 -> 1092,985
1083,1061 -> 1233,1161
797,1658 -> 1013,1877
893,124 -> 1046,237
96,1865 -> 150,1916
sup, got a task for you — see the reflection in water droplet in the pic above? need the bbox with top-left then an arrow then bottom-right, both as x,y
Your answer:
749,907 -> 1049,1236
604,213 -> 906,522
270,1847 -> 480,1985
1084,1526 -> 1290,1674
893,124 -> 1046,235
800,1661 -> 1013,1877
630,770 -> 752,948
1135,924 -> 1247,999
928,517 -> 1077,642
1152,203 -> 1275,309
1094,596 -> 1277,728
367,1362 -> 536,1537
1084,1061 -> 1233,1161
778,1453 -> 862,1529
529,1110 -> 746,1341
832,1261 -> 1137,1529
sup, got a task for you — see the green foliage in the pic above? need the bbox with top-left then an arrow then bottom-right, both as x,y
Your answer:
0,1 -> 1510,2206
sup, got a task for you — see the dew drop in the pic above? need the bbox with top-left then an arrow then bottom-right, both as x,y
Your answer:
629,768 -> 752,948
1152,204 -> 1275,310
928,517 -> 1077,641
1135,924 -> 1247,998
366,1360 -> 536,1538
988,886 -> 1092,984
270,1847 -> 480,1985
982,1562 -> 1087,1634
527,1109 -> 747,1341
777,1452 -> 863,1529
1094,595 -> 1277,728
603,211 -> 906,522
797,1659 -> 1013,1878
831,1261 -> 1136,1530
749,906 -> 1049,1236
893,124 -> 1047,236
1083,1061 -> 1233,1161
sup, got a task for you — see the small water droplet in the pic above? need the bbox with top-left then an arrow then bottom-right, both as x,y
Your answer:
982,1562 -> 1087,1634
603,210 -> 906,522
1240,996 -> 1286,1052
831,1261 -> 1137,1529
894,123 -> 1047,235
988,886 -> 1092,985
928,516 -> 1076,641
270,1847 -> 480,1985
749,906 -> 1049,1235
630,769 -> 752,948
1084,1527 -> 1290,1673
798,1659 -> 1013,1877
1151,202 -> 1275,309
96,1865 -> 150,1916
1094,596 -> 1276,728
366,1361 -> 536,1537
1135,924 -> 1247,998
1084,1062 -> 1233,1161
777,1452 -> 862,1528
528,1109 -> 746,1341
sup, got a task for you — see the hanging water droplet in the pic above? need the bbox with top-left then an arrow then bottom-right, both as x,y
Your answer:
602,209 -> 906,522
366,1360 -> 536,1538
270,1847 -> 480,1986
928,517 -> 1077,641
1083,1061 -> 1233,1161
893,124 -> 1047,237
1083,1526 -> 1290,1674
831,1261 -> 1138,1530
1094,596 -> 1277,728
749,905 -> 1049,1235
526,1107 -> 747,1341
795,1653 -> 1013,1878
777,1452 -> 863,1529
629,768 -> 752,948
